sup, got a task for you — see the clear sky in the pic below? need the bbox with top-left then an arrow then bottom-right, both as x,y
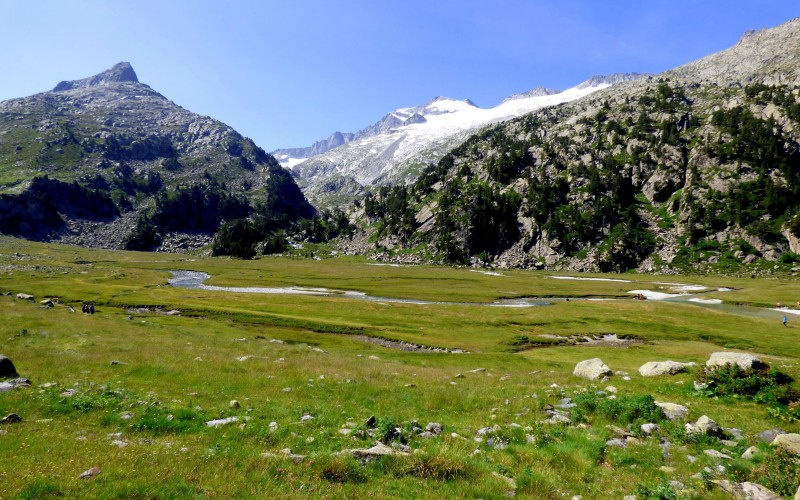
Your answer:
2,1 -> 798,151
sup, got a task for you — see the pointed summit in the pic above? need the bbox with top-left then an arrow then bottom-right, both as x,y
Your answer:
53,62 -> 139,92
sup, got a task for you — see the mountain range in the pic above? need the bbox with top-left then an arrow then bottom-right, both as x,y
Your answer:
345,18 -> 800,273
273,74 -> 645,206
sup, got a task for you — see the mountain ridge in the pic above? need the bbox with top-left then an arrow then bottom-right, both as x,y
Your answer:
0,62 -> 314,252
275,73 -> 646,207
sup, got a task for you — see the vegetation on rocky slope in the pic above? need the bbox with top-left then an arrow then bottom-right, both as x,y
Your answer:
355,81 -> 800,273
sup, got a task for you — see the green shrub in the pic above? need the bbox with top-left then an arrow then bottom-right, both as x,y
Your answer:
572,393 -> 666,426
696,364 -> 797,404
751,448 -> 800,496
44,387 -> 127,415
780,252 -> 800,264
396,452 -> 472,481
634,481 -> 677,500
317,455 -> 368,484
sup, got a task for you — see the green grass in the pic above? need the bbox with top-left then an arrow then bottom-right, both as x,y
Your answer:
0,236 -> 798,498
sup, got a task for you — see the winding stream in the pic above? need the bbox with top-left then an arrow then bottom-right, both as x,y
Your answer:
168,270 -> 795,319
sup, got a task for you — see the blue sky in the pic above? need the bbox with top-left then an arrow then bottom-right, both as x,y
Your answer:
2,1 -> 798,151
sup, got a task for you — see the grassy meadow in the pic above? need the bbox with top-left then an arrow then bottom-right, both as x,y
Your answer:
1,236 -> 799,498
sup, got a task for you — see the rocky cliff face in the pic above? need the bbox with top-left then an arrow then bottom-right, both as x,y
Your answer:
0,63 -> 314,250
346,19 -> 800,274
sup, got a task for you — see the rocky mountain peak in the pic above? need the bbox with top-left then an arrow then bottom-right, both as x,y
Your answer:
53,62 -> 139,92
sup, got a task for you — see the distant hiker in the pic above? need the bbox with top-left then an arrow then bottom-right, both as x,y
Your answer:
82,304 -> 88,314
89,304 -> 95,315
784,316 -> 788,327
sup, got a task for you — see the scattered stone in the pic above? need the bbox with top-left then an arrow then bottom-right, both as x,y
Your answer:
0,378 -> 30,392
110,360 -> 125,366
742,446 -> 760,460
344,441 -> 409,461
39,382 -> 57,388
721,440 -> 737,448
1,413 -> 22,424
641,423 -> 660,435
193,357 -> 203,362
300,414 -> 314,423
468,368 -> 486,373
606,438 -> 627,447
654,401 -> 689,421
607,425 -> 632,438
425,422 -> 443,435
604,385 -> 618,393
236,355 -> 253,362
365,415 -> 377,428
79,466 -> 101,479
338,428 -> 352,436
573,358 -> 612,380
686,455 -> 697,463
111,440 -> 128,448
713,480 -> 781,500
454,373 -> 465,379
756,428 -> 786,443
205,417 -> 240,428
543,414 -> 571,425
687,415 -> 724,437
726,428 -> 744,441
40,298 -> 54,308
771,433 -> 800,456
229,400 -> 240,409
120,412 -> 133,420
0,355 -> 18,378
706,352 -> 767,371
269,339 -> 284,344
704,449 -> 733,460
368,355 -> 380,361
638,360 -> 693,377
281,387 -> 291,392
15,293 -> 34,301
405,383 -> 416,388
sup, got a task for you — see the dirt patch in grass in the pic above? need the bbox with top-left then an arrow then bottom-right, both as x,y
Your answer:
354,335 -> 468,353
509,333 -> 643,351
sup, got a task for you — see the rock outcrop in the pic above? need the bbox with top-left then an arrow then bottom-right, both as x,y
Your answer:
573,358 -> 612,380
706,352 -> 768,371
638,360 -> 693,377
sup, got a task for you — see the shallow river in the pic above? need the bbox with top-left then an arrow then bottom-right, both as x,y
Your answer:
168,270 -> 794,320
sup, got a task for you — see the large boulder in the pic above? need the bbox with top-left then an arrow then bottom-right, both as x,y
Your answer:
706,352 -> 767,371
686,415 -> 724,437
638,360 -> 693,377
771,433 -> 800,456
713,480 -> 781,500
0,355 -> 18,378
655,401 -> 690,421
573,358 -> 612,380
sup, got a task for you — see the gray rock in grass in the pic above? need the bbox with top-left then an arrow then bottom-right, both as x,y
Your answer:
638,360 -> 693,377
573,358 -> 612,380
706,352 -> 767,371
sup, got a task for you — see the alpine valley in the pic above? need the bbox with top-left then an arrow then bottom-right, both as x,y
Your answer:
1,19 -> 800,274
